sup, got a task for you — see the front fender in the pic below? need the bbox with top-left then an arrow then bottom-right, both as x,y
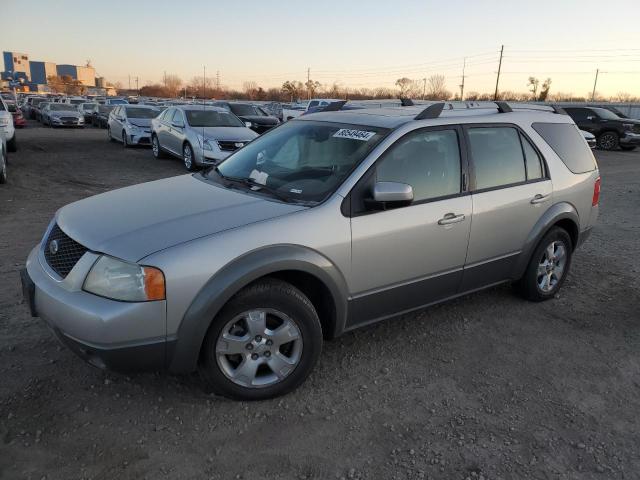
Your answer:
511,202 -> 579,280
168,245 -> 348,374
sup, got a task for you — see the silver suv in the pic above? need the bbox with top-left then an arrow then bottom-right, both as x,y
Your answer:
22,102 -> 600,400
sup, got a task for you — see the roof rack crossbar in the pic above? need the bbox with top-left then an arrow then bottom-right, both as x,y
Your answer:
400,98 -> 414,107
322,100 -> 347,112
414,102 -> 445,120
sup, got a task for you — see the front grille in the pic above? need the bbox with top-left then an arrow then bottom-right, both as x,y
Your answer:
60,117 -> 78,123
43,224 -> 88,278
217,140 -> 244,152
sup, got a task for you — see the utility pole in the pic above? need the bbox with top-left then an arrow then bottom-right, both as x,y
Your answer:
215,70 -> 220,91
459,58 -> 466,101
163,71 -> 166,87
135,76 -> 139,95
422,78 -> 426,100
494,45 -> 504,101
128,75 -> 131,90
591,69 -> 599,102
307,67 -> 311,100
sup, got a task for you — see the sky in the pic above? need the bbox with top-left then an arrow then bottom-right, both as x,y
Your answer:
3,0 -> 640,98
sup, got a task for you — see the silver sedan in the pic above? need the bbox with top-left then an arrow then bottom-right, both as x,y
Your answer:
150,105 -> 258,170
107,105 -> 161,147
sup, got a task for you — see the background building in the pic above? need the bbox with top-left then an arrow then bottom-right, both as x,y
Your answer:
29,61 -> 57,84
2,51 -> 31,81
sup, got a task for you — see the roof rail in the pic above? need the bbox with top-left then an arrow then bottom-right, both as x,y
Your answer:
400,98 -> 414,107
414,102 -> 445,120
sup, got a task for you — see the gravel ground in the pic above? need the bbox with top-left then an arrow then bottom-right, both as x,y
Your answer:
1,124 -> 639,480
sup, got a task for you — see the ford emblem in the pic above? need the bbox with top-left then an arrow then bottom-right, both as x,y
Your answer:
49,239 -> 59,255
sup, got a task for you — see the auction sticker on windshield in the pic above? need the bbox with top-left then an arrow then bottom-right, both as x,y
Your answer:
333,129 -> 377,141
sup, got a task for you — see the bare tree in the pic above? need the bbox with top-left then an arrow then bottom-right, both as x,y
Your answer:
613,91 -> 634,102
305,79 -> 321,98
164,74 -> 182,97
395,77 -> 413,98
538,78 -> 552,102
243,81 -> 259,99
527,77 -> 540,100
281,81 -> 304,102
188,76 -> 214,98
425,74 -> 450,100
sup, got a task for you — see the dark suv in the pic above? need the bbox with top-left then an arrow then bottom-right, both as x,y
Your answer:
563,106 -> 640,151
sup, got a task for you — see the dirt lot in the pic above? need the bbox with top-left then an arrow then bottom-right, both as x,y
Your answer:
1,123 -> 639,480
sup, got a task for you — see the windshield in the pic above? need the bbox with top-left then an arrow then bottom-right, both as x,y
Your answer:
185,110 -> 245,127
592,108 -> 620,120
230,104 -> 262,116
109,99 -> 128,105
210,121 -> 389,203
99,106 -> 114,114
50,104 -> 78,111
69,99 -> 84,105
81,103 -> 97,110
125,107 -> 159,119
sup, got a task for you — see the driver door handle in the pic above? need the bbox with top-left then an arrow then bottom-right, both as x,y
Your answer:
531,193 -> 550,204
438,213 -> 466,226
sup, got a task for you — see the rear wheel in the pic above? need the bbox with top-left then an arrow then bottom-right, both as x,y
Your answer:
107,126 -> 114,142
597,131 -> 619,151
517,227 -> 573,302
199,279 -> 323,400
152,135 -> 167,158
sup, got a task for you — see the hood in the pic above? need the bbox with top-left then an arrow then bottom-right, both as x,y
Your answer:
56,174 -> 306,262
238,115 -> 278,125
129,118 -> 153,128
199,126 -> 258,142
50,110 -> 81,117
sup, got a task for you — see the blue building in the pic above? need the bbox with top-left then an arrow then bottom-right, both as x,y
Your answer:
29,61 -> 57,84
2,51 -> 31,81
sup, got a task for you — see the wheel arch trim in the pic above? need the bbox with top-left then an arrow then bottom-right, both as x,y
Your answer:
168,244 -> 349,373
511,201 -> 580,280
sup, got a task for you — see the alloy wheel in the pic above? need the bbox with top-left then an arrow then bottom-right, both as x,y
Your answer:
599,133 -> 617,150
183,145 -> 193,170
152,136 -> 160,157
537,241 -> 567,293
215,309 -> 303,388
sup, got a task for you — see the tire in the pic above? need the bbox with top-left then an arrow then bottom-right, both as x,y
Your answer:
597,131 -> 619,151
620,145 -> 636,151
7,135 -> 17,153
107,126 -> 115,142
0,151 -> 7,184
199,279 -> 323,400
182,143 -> 196,171
122,131 -> 129,148
517,227 -> 573,302
151,135 -> 167,158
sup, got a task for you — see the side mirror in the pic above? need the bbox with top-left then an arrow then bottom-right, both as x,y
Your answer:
367,181 -> 414,210
245,121 -> 253,128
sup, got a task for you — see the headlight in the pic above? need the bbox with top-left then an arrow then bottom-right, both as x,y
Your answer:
83,255 -> 165,302
0,118 -> 10,127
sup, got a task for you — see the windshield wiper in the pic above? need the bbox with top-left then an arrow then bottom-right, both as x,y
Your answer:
214,168 -> 292,203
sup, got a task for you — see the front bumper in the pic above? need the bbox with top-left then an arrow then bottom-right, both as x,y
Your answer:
128,129 -> 152,145
194,148 -> 231,166
621,132 -> 640,146
22,245 -> 169,372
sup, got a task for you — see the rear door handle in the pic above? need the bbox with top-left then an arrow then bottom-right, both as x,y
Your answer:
531,194 -> 550,204
438,213 -> 466,225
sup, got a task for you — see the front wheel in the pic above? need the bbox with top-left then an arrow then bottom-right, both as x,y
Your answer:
107,127 -> 114,142
151,135 -> 167,158
7,136 -> 17,152
597,132 -> 619,151
517,227 -> 573,302
199,279 -> 323,400
183,143 -> 196,171
122,131 -> 129,148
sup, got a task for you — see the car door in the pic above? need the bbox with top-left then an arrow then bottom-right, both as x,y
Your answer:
156,108 -> 173,151
461,125 -> 551,291
565,108 -> 596,134
167,109 -> 186,154
348,126 -> 472,326
108,106 -> 120,137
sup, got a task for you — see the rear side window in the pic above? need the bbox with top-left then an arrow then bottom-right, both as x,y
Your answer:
532,123 -> 596,173
468,127 -> 526,190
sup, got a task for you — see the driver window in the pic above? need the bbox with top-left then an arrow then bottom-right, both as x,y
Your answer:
376,129 -> 461,202
172,110 -> 184,126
